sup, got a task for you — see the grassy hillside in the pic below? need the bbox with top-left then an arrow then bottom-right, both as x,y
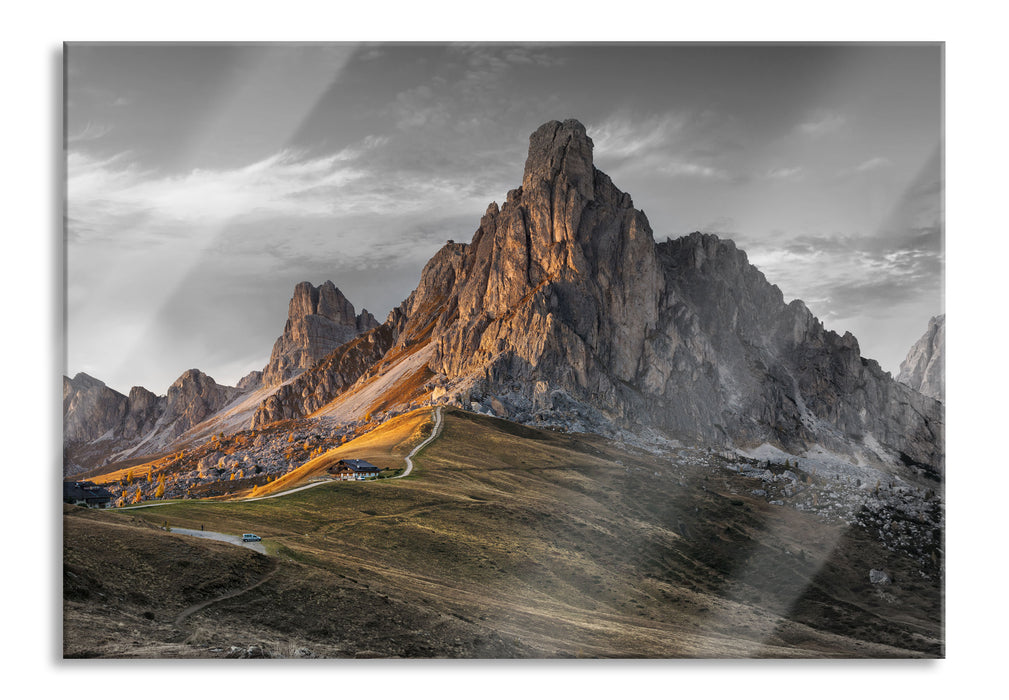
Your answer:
65,408 -> 943,658
250,407 -> 434,497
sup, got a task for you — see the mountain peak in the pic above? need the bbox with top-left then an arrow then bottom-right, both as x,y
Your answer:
897,314 -> 944,401
263,281 -> 379,386
289,280 -> 356,327
522,119 -> 595,200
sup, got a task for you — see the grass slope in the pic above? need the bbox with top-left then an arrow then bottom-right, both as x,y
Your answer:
65,408 -> 942,658
250,407 -> 435,497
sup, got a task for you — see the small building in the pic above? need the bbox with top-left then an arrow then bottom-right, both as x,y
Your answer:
328,459 -> 382,481
63,481 -> 113,509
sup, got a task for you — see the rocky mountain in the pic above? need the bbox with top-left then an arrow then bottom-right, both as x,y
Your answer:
897,314 -> 944,402
64,373 -> 137,444
248,119 -> 943,474
252,324 -> 396,428
261,281 -> 378,386
236,370 -> 264,392
63,369 -> 240,473
66,119 -> 944,481
64,282 -> 377,474
160,369 -> 241,438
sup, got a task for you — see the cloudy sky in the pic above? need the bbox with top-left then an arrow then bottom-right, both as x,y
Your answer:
66,43 -> 942,394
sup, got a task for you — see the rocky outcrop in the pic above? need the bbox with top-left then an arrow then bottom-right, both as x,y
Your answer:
63,373 -> 130,443
64,119 -> 945,479
382,119 -> 943,473
63,368 -> 240,473
246,118 -> 943,474
62,281 -> 374,470
122,386 -> 166,440
251,324 -> 395,428
262,281 -> 378,386
161,369 -> 240,439
248,244 -> 468,429
236,370 -> 263,392
897,314 -> 944,401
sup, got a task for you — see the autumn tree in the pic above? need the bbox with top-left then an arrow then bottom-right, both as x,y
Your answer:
154,474 -> 166,499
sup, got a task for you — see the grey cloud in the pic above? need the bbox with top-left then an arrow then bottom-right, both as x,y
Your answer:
797,110 -> 846,136
765,166 -> 803,180
68,121 -> 113,143
837,156 -> 892,177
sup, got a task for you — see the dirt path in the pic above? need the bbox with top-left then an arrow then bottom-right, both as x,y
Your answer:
241,478 -> 334,502
168,527 -> 267,554
394,406 -> 443,479
173,561 -> 278,627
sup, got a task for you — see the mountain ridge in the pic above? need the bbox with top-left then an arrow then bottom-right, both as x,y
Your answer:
63,280 -> 378,473
65,118 -> 944,479
249,119 -> 941,473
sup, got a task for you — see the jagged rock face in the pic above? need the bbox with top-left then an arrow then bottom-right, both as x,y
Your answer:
236,370 -> 263,392
162,369 -> 239,438
387,119 -> 943,473
63,373 -> 129,443
248,246 -> 466,429
897,315 -> 944,401
251,325 -> 395,428
122,386 -> 166,440
262,281 -> 378,386
419,119 -> 661,406
649,234 -> 943,470
63,368 -> 238,474
72,118 -> 942,479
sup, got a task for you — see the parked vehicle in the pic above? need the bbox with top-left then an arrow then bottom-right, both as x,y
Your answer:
241,533 -> 262,542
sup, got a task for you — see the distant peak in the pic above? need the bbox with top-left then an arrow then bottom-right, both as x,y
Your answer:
171,368 -> 211,386
71,371 -> 104,386
289,280 -> 355,325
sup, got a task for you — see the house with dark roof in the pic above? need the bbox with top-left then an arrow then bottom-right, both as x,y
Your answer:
327,459 -> 382,481
63,481 -> 113,508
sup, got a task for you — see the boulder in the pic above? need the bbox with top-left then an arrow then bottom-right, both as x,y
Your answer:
869,569 -> 892,585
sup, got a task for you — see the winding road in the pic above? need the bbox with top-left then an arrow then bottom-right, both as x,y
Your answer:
397,405 -> 443,480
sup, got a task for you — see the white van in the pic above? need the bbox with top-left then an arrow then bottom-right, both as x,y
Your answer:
241,533 -> 262,542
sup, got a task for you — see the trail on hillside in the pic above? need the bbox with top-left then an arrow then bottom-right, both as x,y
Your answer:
173,561 -> 278,627
394,406 -> 443,479
242,478 -> 334,502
